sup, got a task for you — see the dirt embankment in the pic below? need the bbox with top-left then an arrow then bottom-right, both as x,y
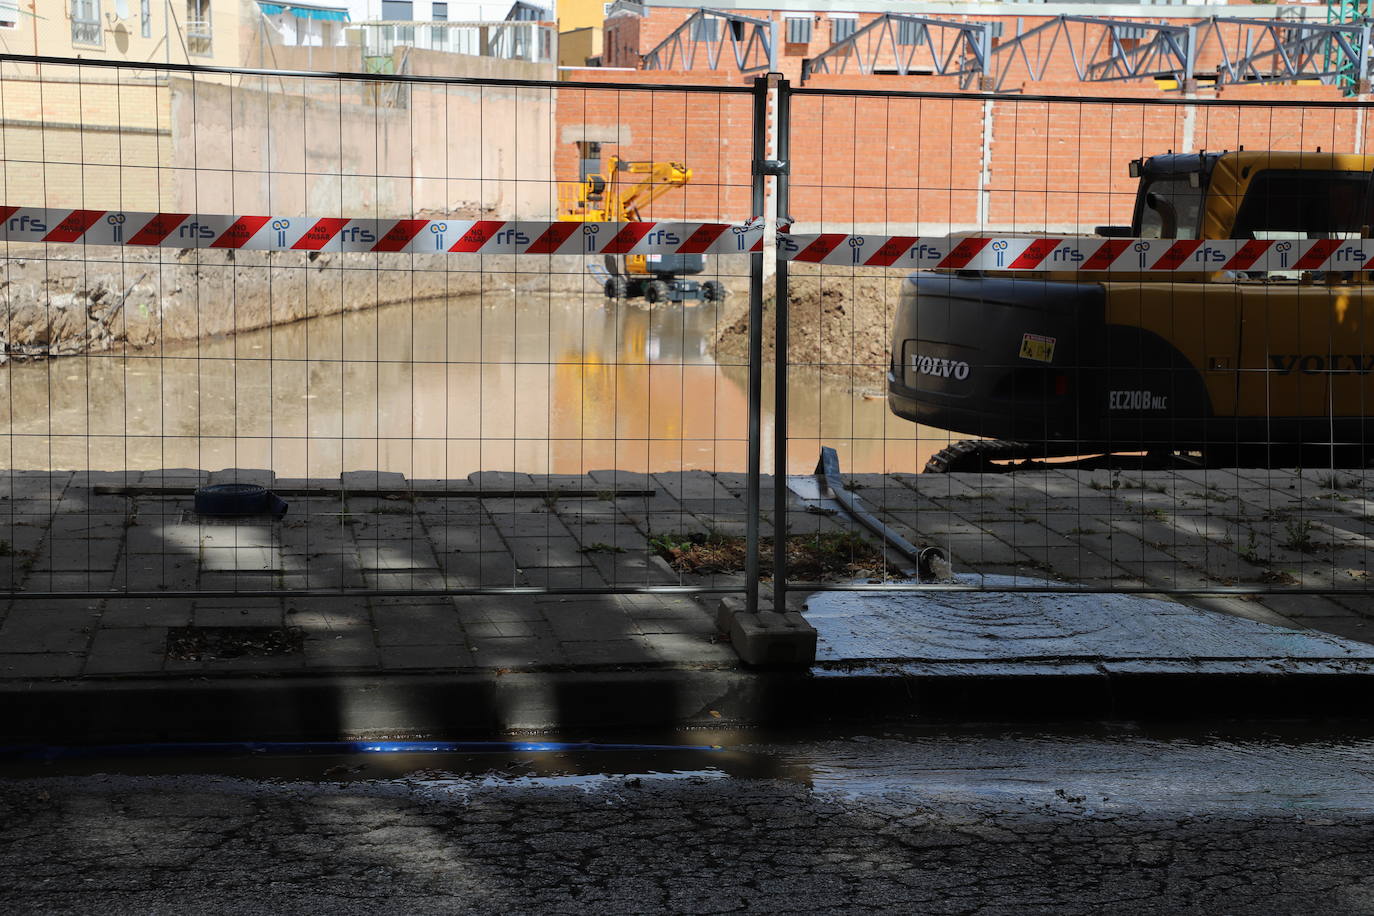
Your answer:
710,263 -> 908,389
1,249 -> 588,363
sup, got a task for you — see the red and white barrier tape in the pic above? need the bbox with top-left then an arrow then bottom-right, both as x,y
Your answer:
0,207 -> 765,255
9,209 -> 1355,272
780,233 -> 1373,272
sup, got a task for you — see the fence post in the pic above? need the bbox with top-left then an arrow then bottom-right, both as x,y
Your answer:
772,77 -> 791,615
745,73 -> 770,614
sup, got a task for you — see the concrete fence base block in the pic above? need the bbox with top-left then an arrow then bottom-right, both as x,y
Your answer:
730,611 -> 818,668
716,595 -> 747,634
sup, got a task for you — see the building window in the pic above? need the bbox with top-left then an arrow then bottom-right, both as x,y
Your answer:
690,15 -> 716,42
896,19 -> 924,46
141,0 -> 151,37
432,1 -> 446,20
785,16 -> 810,44
381,0 -> 412,19
831,15 -> 856,42
71,0 -> 103,46
186,0 -> 212,54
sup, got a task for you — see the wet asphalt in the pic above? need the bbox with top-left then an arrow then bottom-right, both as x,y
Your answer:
2,725 -> 1374,914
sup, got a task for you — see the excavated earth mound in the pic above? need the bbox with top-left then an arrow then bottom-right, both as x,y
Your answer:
711,263 -> 908,389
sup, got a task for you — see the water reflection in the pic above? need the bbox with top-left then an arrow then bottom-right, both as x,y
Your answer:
1,292 -> 944,476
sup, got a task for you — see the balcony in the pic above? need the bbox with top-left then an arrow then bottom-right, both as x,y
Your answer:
351,20 -> 556,64
186,16 -> 213,56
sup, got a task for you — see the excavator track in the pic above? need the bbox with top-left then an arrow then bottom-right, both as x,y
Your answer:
923,439 -> 1034,473
922,439 -> 1099,473
924,439 -> 1219,473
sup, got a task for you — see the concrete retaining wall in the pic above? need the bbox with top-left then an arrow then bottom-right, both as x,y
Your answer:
2,56 -> 562,360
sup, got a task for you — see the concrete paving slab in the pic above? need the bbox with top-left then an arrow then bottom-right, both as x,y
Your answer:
379,644 -> 475,669
0,653 -> 84,678
83,627 -> 168,675
304,633 -> 380,668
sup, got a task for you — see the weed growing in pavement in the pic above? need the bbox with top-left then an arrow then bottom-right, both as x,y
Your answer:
1282,518 -> 1320,553
578,542 -> 625,555
1259,568 -> 1300,585
1238,531 -> 1267,565
595,489 -> 616,501
649,529 -> 892,580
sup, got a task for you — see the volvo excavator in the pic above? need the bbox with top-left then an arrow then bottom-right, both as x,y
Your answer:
888,150 -> 1374,471
559,142 -> 725,304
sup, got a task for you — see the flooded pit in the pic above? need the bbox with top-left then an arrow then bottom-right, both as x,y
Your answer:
1,291 -> 952,477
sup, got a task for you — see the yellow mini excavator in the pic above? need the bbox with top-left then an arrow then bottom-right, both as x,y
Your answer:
559,142 -> 725,304
888,150 -> 1374,470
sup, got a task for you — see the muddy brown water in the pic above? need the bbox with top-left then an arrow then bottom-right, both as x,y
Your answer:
1,291 -> 952,476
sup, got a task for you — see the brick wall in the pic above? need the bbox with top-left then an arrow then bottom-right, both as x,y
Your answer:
0,75 -> 173,211
555,69 -> 755,222
561,59 -> 1373,232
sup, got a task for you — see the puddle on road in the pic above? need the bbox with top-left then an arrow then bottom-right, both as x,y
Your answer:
7,723 -> 1374,813
0,734 -> 762,785
1,291 -> 950,476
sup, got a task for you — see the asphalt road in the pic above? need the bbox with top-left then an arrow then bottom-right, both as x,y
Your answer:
3,727 -> 1374,914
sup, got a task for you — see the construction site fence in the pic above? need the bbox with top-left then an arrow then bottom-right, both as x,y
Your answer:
2,56 -> 1373,635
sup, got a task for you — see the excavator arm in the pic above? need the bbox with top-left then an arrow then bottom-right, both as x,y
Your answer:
557,148 -> 721,302
604,157 -> 691,222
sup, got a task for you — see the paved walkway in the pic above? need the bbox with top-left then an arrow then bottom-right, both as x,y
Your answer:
2,465 -> 1374,682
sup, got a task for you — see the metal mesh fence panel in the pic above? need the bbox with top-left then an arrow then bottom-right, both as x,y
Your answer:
0,57 -> 760,616
775,82 -> 1374,644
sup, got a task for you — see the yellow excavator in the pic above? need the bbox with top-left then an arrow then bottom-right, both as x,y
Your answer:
559,142 -> 725,304
890,150 -> 1374,470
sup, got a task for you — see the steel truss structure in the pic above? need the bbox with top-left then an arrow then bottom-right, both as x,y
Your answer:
642,8 -> 776,73
800,14 -> 991,89
987,16 -> 1194,91
719,9 -> 1371,95
1195,18 -> 1371,91
985,15 -> 1373,93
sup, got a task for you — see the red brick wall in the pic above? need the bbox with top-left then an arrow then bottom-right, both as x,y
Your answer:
790,75 -> 985,230
555,70 -> 755,222
603,13 -> 642,69
567,22 -> 1372,231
